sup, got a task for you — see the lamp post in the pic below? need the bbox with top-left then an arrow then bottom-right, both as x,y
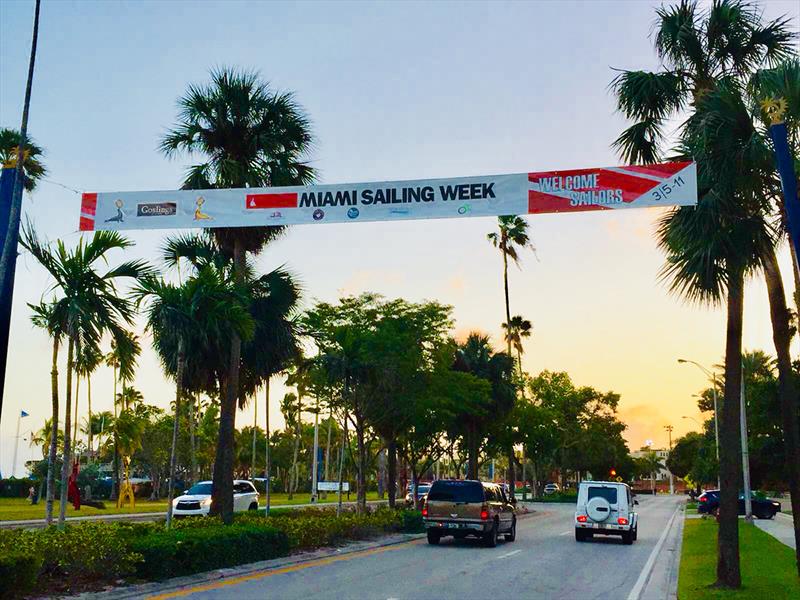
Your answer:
678,359 -> 721,490
664,425 -> 674,494
681,415 -> 701,427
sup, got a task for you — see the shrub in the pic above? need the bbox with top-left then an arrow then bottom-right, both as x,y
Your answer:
0,552 -> 42,599
131,524 -> 289,580
0,478 -> 37,498
399,509 -> 424,533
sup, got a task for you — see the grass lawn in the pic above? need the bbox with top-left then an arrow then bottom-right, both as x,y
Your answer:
679,518 -> 800,599
0,491 -> 382,521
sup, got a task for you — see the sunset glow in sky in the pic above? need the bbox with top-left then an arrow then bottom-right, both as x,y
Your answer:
1,0 -> 797,475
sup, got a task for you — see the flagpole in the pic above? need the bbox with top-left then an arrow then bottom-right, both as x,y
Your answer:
11,411 -> 22,477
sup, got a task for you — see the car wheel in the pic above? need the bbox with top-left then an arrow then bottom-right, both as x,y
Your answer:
484,521 -> 498,548
427,530 -> 441,545
505,519 -> 516,542
633,525 -> 638,541
622,530 -> 634,545
248,502 -> 258,511
575,528 -> 585,542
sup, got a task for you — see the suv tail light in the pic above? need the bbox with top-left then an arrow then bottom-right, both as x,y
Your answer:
699,496 -> 707,502
617,517 -> 628,525
480,504 -> 489,520
576,515 -> 587,523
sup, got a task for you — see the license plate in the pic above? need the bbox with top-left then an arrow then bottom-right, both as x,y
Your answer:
446,523 -> 462,529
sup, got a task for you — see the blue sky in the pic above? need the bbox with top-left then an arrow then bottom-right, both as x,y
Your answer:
1,0 -> 798,475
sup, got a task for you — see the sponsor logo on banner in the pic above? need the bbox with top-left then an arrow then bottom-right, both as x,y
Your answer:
457,204 -> 471,215
313,209 -> 325,221
193,196 -> 213,221
105,199 -> 126,224
389,208 -> 410,215
269,211 -> 283,219
246,192 -> 299,209
137,202 -> 176,217
347,207 -> 360,219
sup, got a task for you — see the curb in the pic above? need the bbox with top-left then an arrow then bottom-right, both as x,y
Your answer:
73,532 -> 426,600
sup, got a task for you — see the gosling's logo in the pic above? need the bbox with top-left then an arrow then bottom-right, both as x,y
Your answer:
347,207 -> 360,219
137,202 -> 176,217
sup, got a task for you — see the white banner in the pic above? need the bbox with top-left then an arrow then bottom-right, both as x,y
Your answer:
317,481 -> 350,492
79,161 -> 697,232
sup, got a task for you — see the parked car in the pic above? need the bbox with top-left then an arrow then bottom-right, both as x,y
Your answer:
423,479 -> 516,547
697,490 -> 780,519
172,480 -> 259,517
543,483 -> 560,495
405,483 -> 432,507
575,481 -> 638,544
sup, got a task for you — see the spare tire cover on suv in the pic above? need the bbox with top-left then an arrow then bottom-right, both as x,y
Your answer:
586,496 -> 611,522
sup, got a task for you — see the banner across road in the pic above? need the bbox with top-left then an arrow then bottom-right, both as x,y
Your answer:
79,161 -> 697,232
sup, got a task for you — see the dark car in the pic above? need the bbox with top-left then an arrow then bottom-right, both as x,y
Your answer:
697,490 -> 781,519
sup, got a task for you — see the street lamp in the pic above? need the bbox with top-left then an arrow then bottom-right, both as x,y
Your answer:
681,415 -> 702,427
678,359 -> 721,490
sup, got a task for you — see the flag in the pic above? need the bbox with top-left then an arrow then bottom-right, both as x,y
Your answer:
20,410 -> 29,417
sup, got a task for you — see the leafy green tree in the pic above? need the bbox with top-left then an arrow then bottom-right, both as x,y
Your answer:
160,67 -> 315,523
21,224 -> 148,527
611,1 -> 795,586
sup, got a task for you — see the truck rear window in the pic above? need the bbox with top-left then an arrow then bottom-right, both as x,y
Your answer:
427,481 -> 484,503
588,487 -> 618,504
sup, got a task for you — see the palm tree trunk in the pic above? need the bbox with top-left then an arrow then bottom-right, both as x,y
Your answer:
73,372 -> 80,456
0,0 -> 40,413
324,407 -> 333,498
288,392 -> 301,499
355,418 -> 367,513
58,336 -> 74,528
503,250 -> 512,357
716,268 -> 744,589
165,340 -> 185,529
87,375 -> 92,464
45,335 -> 59,525
387,438 -> 397,509
111,366 -> 119,501
211,238 -> 244,524
265,379 -> 271,515
189,393 -> 197,485
763,247 -> 800,574
336,413 -> 348,516
251,393 -> 258,479
788,241 -> 800,333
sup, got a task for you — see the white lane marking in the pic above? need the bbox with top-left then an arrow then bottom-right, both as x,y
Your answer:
559,531 -> 571,536
626,504 -> 681,600
497,549 -> 522,559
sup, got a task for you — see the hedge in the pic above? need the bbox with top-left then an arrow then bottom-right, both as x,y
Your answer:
0,507 -> 423,595
130,524 -> 289,580
0,553 -> 42,599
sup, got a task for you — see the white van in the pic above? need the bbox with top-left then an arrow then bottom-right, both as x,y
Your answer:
575,481 -> 638,544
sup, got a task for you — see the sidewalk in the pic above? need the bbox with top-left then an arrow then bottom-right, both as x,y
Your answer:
754,513 -> 796,550
0,499 -> 389,529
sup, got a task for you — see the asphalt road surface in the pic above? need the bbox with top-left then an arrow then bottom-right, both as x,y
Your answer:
149,494 -> 683,600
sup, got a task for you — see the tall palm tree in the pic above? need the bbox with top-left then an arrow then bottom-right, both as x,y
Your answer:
160,67 -> 315,523
611,1 -> 794,586
502,315 -> 532,377
135,266 -> 254,527
0,128 -> 46,191
21,223 -> 149,527
28,300 -> 63,524
487,217 -> 534,357
73,342 -> 102,460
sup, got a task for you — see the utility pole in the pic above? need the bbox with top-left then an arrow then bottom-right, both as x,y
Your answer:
11,411 -> 22,477
664,425 -> 674,495
740,370 -> 753,522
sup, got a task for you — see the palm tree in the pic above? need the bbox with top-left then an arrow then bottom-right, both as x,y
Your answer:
28,300 -> 63,524
82,411 -> 113,456
21,223 -> 149,527
160,67 -> 315,523
0,128 -> 46,191
611,1 -> 794,587
105,332 -> 140,499
73,342 -> 102,460
487,216 -> 534,357
502,315 -> 532,378
135,266 -> 254,527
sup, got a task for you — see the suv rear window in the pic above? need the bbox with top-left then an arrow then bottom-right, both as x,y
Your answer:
427,481 -> 484,503
587,487 -> 618,504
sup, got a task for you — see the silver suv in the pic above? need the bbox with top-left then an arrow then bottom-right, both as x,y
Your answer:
575,481 -> 638,544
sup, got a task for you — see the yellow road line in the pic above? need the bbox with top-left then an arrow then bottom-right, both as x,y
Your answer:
148,538 -> 424,599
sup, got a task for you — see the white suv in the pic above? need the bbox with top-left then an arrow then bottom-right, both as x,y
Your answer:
575,481 -> 638,544
173,480 -> 259,517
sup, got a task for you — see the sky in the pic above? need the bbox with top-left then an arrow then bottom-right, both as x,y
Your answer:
1,0 -> 798,476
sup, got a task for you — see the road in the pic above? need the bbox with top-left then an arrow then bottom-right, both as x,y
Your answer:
147,494 -> 683,600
